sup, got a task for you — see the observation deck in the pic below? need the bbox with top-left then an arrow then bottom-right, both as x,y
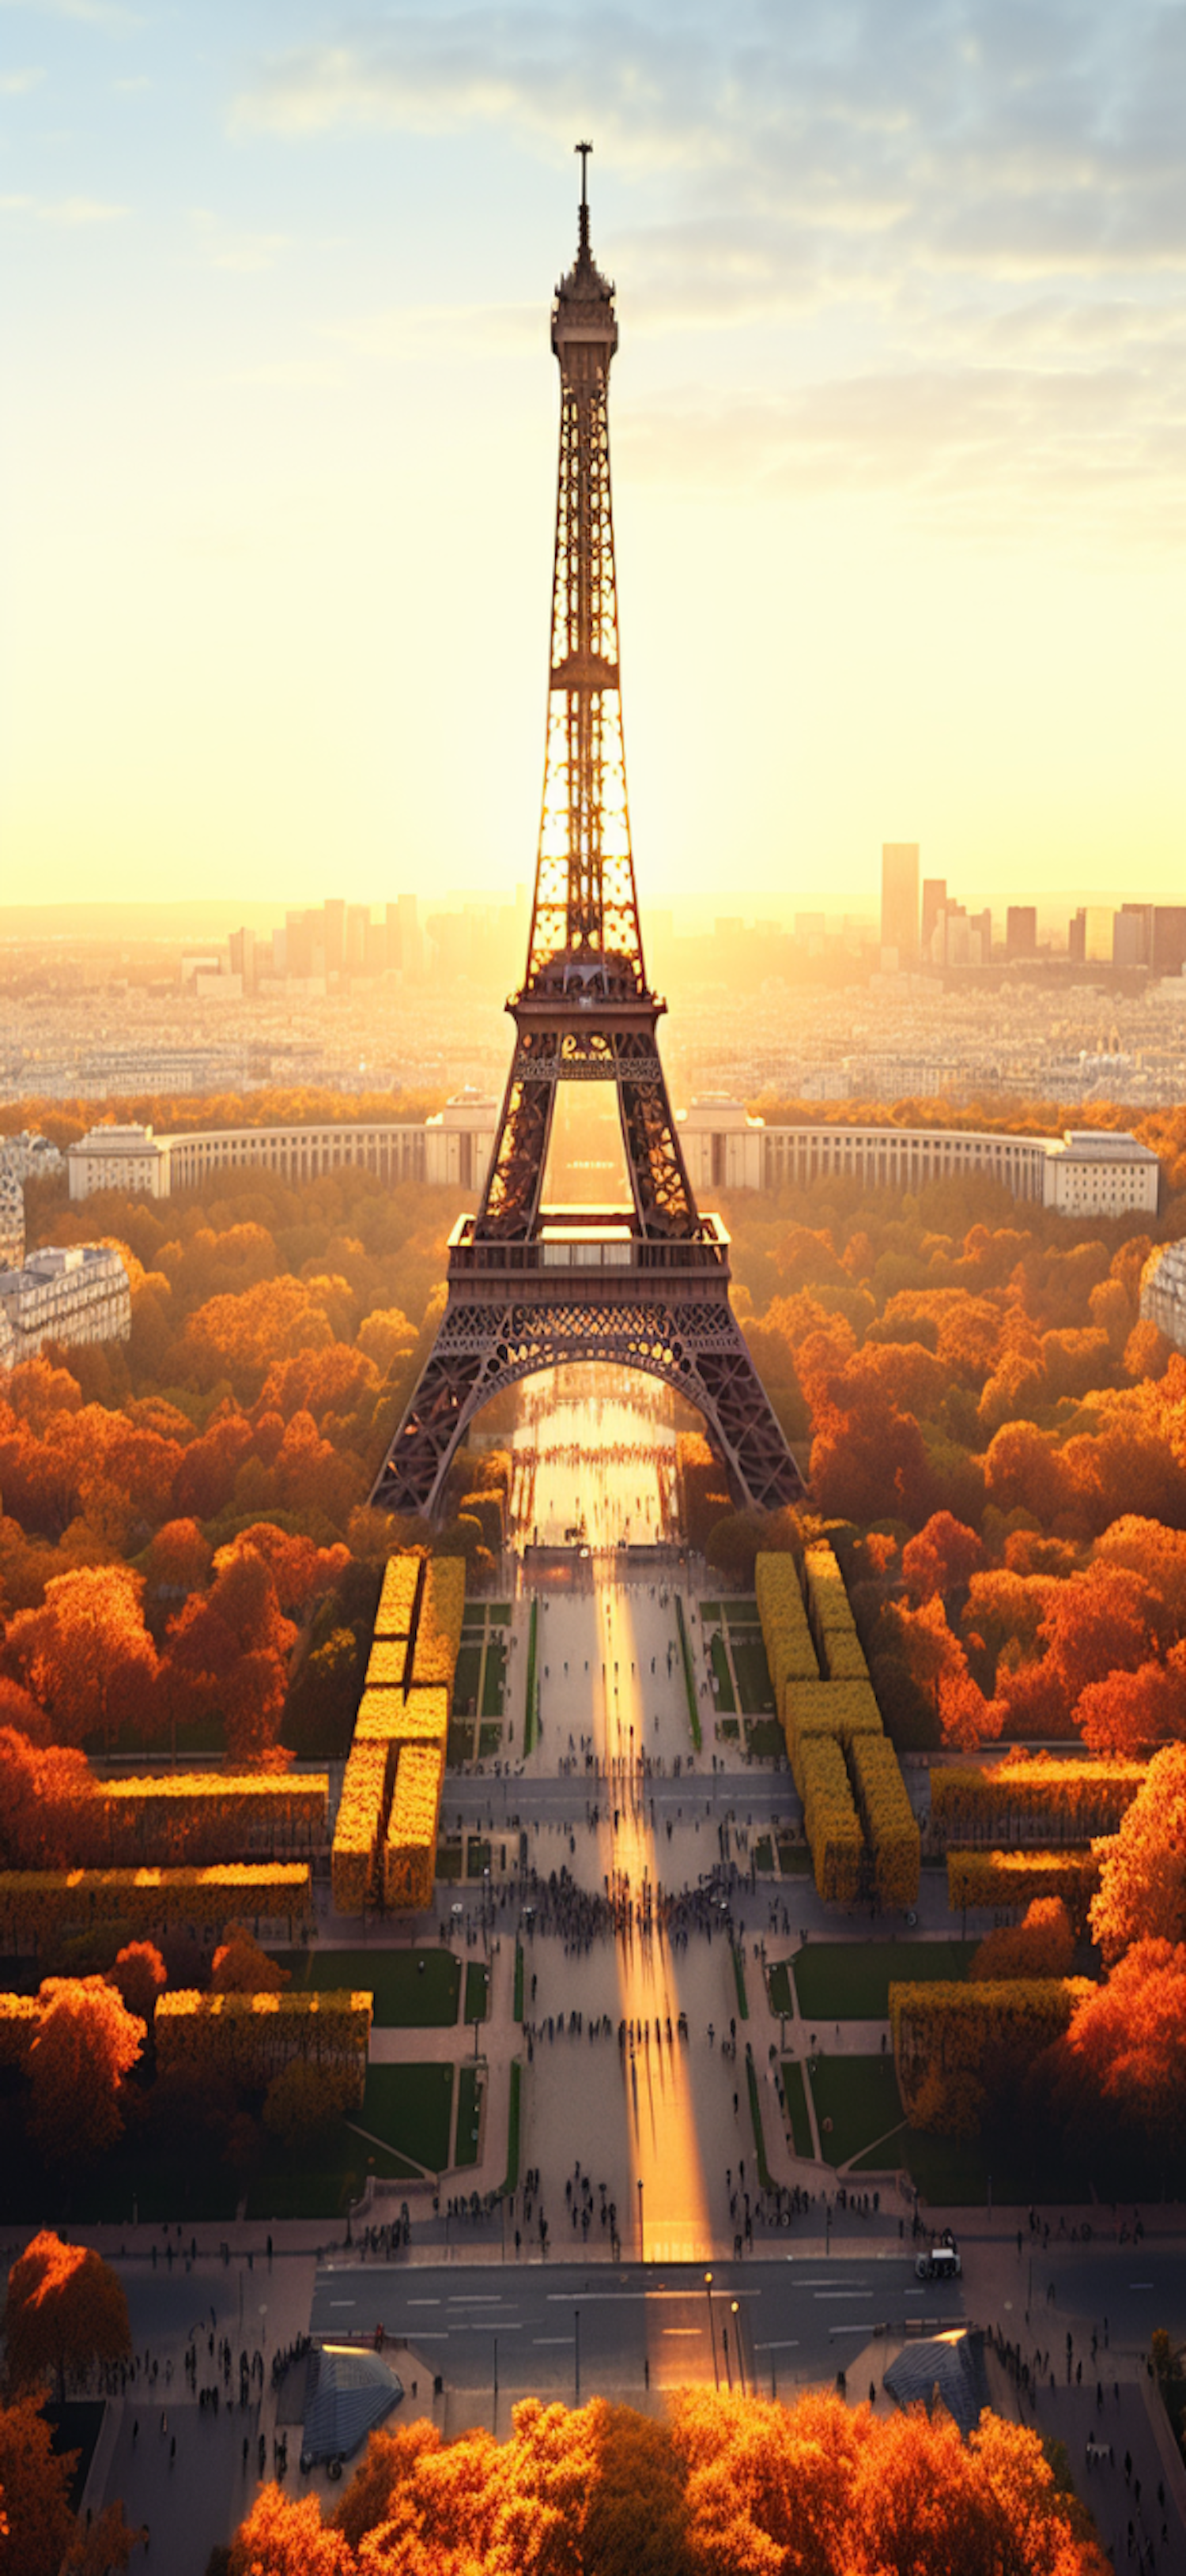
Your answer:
446,1204 -> 731,1300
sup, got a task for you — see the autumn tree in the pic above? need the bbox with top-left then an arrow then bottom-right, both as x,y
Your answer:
0,2395 -> 74,2576
165,1548 -> 296,1763
3,2233 -> 131,2402
211,1924 -> 290,1994
971,1898 -> 1075,1982
0,1730 -> 99,1870
1037,1940 -> 1186,2174
1090,1744 -> 1186,1963
1075,1658 -> 1186,1757
901,1511 -> 985,1605
2,1567 -> 158,1751
107,1940 -> 168,2027
28,1982 -> 145,2169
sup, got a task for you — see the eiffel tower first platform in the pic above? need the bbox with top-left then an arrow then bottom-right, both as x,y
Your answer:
372,149 -> 803,1522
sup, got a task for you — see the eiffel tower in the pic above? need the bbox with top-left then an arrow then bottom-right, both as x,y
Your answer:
372,149 -> 802,1520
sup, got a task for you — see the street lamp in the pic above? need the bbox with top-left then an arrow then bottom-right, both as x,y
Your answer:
704,2272 -> 720,2388
637,2177 -> 644,2263
731,2301 -> 743,2396
575,2306 -> 580,2402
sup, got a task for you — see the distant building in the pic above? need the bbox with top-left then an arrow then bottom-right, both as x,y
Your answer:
681,1099 -> 1159,1217
423,1093 -> 498,1192
0,1167 -> 22,1268
0,1243 -> 130,1371
0,1132 -> 67,1270
880,843 -> 920,969
921,878 -> 946,952
1006,906 -> 1037,960
67,1125 -> 172,1199
1151,906 -> 1186,978
1068,906 -> 1114,965
69,1118 -> 429,1202
678,1098 -> 765,1192
1142,1239 -> 1186,1348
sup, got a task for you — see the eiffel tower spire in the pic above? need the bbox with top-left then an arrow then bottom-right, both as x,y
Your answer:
371,158 -> 802,1520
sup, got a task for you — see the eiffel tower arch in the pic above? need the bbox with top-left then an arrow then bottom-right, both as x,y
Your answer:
372,149 -> 803,1523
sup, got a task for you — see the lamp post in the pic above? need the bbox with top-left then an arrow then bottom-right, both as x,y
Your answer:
722,2321 -> 733,2390
704,2272 -> 720,2388
731,2301 -> 743,2396
493,2336 -> 498,2435
637,2177 -> 644,2263
575,2306 -> 580,2402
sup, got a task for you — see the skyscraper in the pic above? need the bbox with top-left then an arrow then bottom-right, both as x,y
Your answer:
881,844 -> 920,967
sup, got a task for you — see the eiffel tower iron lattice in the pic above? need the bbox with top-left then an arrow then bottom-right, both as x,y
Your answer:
372,151 -> 803,1520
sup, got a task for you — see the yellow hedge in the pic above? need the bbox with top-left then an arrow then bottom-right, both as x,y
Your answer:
797,1737 -> 863,1906
0,1994 -> 40,2066
850,1735 -> 920,1910
156,1989 -> 372,2098
99,1774 -> 328,1861
364,1639 -> 410,1691
353,1688 -> 449,1751
0,1866 -> 312,1948
930,1755 -> 1144,1845
375,1554 -> 422,1639
803,1542 -> 868,1680
331,1742 -> 390,1915
890,1976 -> 1093,2135
420,1557 -> 466,1658
407,1631 -> 457,1690
785,1675 -> 882,1770
755,1552 -> 820,1722
383,1744 -> 444,1912
947,1846 -> 1100,1925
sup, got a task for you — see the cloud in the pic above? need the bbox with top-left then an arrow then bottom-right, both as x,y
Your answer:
0,0 -> 142,28
190,208 -> 289,274
0,63 -> 43,90
1,190 -> 127,221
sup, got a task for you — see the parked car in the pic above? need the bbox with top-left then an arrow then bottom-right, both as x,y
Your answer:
915,2242 -> 961,2281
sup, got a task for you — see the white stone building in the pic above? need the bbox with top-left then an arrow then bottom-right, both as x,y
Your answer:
0,1244 -> 131,1371
683,1100 -> 1160,1219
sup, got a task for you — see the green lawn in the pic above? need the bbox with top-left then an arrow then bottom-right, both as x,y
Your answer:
776,1842 -> 811,1875
453,1643 -> 482,1713
361,2063 -> 455,2174
247,2114 -> 416,2220
465,1962 -> 489,2023
734,1638 -> 775,1714
455,2065 -> 483,2168
766,1961 -> 795,2018
850,2118 -> 1098,2208
754,1835 -> 774,1874
809,2054 -> 905,2167
478,1723 -> 501,1756
745,1719 -> 784,1759
489,1602 -> 511,1624
274,1947 -> 460,2028
780,2059 -> 814,2158
482,1639 -> 507,1718
793,1941 -> 978,2022
709,1635 -> 735,1711
447,1722 -> 474,1766
721,1598 -> 759,1620
700,1601 -> 722,1621
717,1717 -> 740,1741
466,1839 -> 492,1880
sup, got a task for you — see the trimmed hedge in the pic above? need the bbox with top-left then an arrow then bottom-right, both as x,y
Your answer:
850,1735 -> 920,1910
890,1975 -> 1093,2137
353,1688 -> 450,1750
929,1755 -> 1144,1846
798,1737 -> 863,1905
947,1846 -> 1101,1929
755,1551 -> 820,1727
803,1541 -> 870,1681
331,1742 -> 390,1915
0,1866 -> 312,1948
375,1555 -> 422,1640
785,1675 -> 883,1769
156,1988 -> 372,2096
383,1744 -> 445,1913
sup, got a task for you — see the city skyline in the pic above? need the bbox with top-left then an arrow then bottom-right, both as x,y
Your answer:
2,3 -> 1184,916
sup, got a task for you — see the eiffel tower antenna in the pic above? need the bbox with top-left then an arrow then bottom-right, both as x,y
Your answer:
372,158 -> 802,1518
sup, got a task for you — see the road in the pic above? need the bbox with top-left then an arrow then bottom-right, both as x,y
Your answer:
309,2254 -> 956,2404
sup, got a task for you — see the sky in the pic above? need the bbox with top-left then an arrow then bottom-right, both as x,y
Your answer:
2,0 -> 1184,924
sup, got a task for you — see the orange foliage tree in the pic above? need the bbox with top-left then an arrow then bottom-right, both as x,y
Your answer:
107,1940 -> 168,2026
225,2389 -> 1108,2576
1089,1744 -> 1186,1963
3,2232 -> 131,2401
1038,1939 -> 1186,2171
970,1898 -> 1076,1982
0,2393 -> 75,2576
2,1567 -> 158,1750
211,1922 -> 290,1994
27,1981 -> 145,2169
165,1547 -> 296,1763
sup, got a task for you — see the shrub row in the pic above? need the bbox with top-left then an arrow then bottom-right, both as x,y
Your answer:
374,1553 -> 423,1641
784,1675 -> 884,1765
383,1744 -> 446,1912
755,1552 -> 820,1728
930,1755 -> 1145,1846
890,1976 -> 1093,2138
0,1994 -> 40,2066
850,1736 -> 921,1910
331,1742 -> 390,1915
0,1865 -> 313,1950
96,1773 -> 328,1863
797,1737 -> 863,1907
947,1846 -> 1101,1928
353,1688 -> 449,1751
155,1988 -> 371,2096
803,1541 -> 869,1681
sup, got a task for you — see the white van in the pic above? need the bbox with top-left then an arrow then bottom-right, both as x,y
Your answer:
915,2244 -> 961,2282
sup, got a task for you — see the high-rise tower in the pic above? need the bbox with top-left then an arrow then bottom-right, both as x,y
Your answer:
372,153 -> 801,1518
